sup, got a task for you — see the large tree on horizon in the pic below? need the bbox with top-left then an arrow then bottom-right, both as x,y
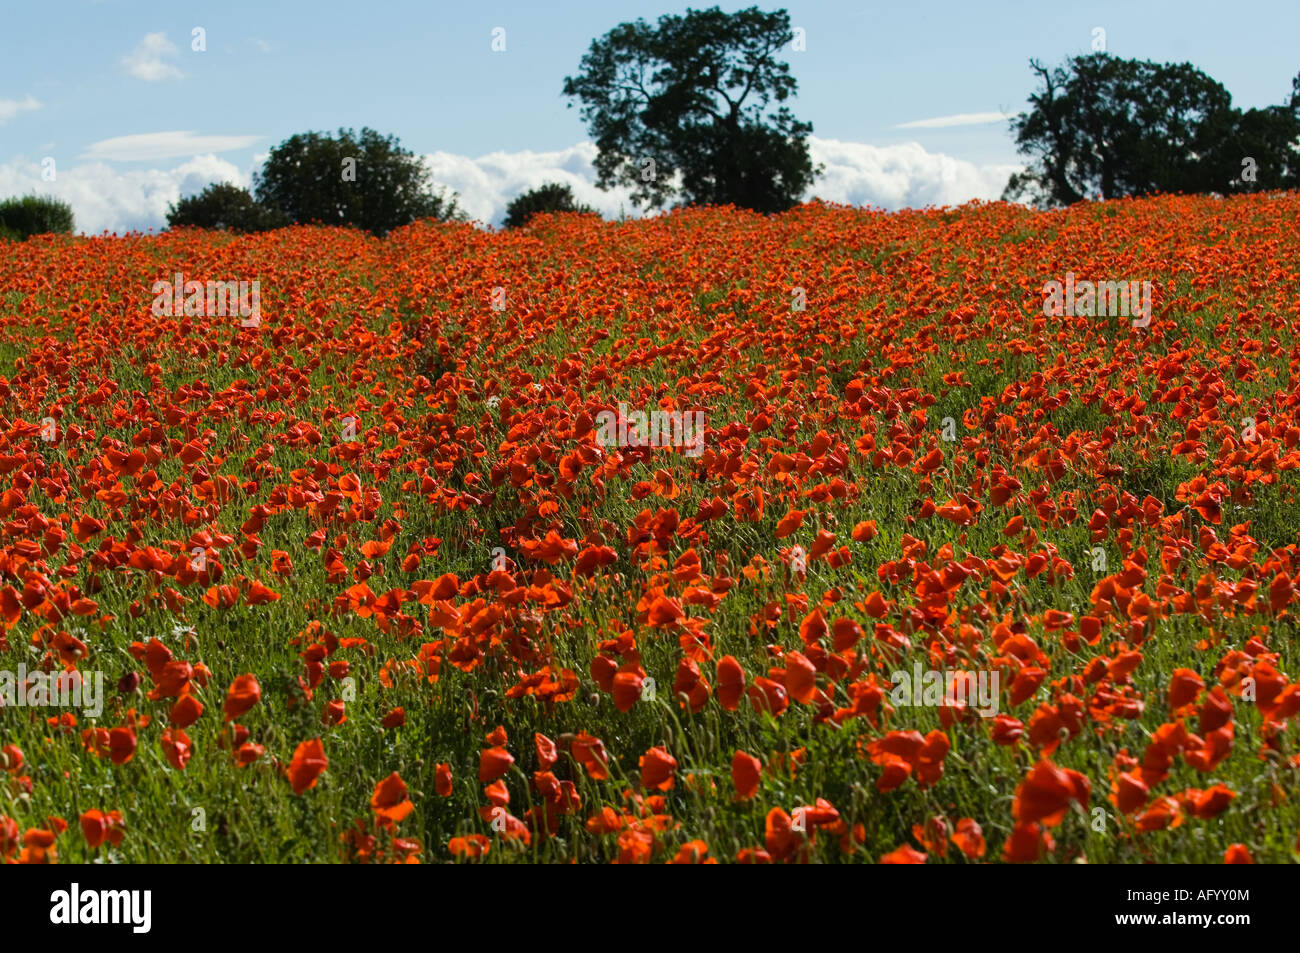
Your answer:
562,6 -> 820,214
1004,54 -> 1300,206
254,127 -> 459,237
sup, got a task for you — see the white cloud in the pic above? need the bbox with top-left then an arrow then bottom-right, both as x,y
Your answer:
122,33 -> 183,81
422,142 -> 637,226
807,137 -> 1020,208
425,137 -> 1020,225
0,155 -> 247,234
0,137 -> 1020,235
251,38 -> 273,54
81,132 -> 262,162
0,95 -> 42,125
896,112 -> 1015,129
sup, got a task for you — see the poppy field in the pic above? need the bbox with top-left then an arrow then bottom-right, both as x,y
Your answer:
1,192 -> 1299,865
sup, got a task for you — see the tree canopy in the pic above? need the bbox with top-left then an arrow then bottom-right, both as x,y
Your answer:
1004,54 -> 1300,206
502,183 -> 598,228
0,194 -> 74,240
167,182 -> 290,233
253,127 -> 459,236
562,6 -> 819,213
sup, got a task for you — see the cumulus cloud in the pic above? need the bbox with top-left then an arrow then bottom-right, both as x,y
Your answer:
81,131 -> 263,162
806,137 -> 1020,208
122,33 -> 183,81
0,137 -> 1020,235
422,142 -> 637,226
0,155 -> 247,234
895,111 -> 1015,129
0,95 -> 42,125
425,137 -> 1020,225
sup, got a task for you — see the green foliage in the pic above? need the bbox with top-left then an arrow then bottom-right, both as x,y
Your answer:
167,182 -> 291,233
1004,54 -> 1300,206
0,193 -> 75,239
562,5 -> 820,213
254,127 -> 460,237
502,183 -> 598,229
1224,86 -> 1300,191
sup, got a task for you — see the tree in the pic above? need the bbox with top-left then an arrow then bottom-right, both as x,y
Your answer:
0,193 -> 74,239
1217,76 -> 1300,192
502,183 -> 598,228
167,182 -> 290,232
562,6 -> 819,213
1004,54 -> 1300,206
253,127 -> 459,236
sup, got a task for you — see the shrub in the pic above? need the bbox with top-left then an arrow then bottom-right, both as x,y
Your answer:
0,194 -> 75,239
502,183 -> 598,228
167,182 -> 290,233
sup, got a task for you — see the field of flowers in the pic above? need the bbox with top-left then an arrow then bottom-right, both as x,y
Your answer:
1,193 -> 1298,864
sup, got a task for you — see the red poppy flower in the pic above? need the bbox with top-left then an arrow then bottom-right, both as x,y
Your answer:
288,738 -> 328,794
731,750 -> 762,800
223,674 -> 261,722
371,772 -> 414,823
639,746 -> 677,791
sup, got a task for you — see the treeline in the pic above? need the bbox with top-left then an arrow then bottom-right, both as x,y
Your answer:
1005,54 -> 1300,204
167,132 -> 601,235
3,7 -> 1296,242
167,127 -> 460,237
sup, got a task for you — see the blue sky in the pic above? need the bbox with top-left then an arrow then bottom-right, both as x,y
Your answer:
2,0 -> 1297,231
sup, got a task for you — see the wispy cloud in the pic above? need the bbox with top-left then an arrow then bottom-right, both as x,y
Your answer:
81,131 -> 261,161
895,111 -> 1014,129
251,38 -> 273,54
122,32 -> 183,81
0,95 -> 42,125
